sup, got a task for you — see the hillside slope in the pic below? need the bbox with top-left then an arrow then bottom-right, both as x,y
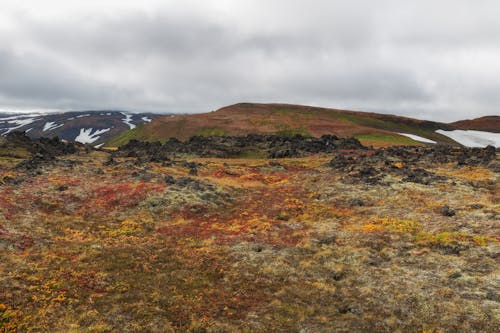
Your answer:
107,103 -> 459,147
451,116 -> 500,133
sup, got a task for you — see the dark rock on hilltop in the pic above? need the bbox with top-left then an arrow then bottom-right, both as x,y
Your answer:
119,140 -> 170,162
2,132 -> 82,173
114,134 -> 365,160
6,131 -> 80,157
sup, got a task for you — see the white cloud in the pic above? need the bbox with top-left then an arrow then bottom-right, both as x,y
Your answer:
0,0 -> 499,121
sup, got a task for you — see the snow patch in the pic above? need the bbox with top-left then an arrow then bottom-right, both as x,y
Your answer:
43,121 -> 64,132
76,114 -> 90,118
141,116 -> 152,122
0,115 -> 27,121
121,112 -> 136,129
436,130 -> 500,148
397,133 -> 436,144
75,128 -> 111,144
2,117 -> 40,135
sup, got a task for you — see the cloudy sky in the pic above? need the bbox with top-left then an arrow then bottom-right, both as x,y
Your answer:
0,0 -> 499,121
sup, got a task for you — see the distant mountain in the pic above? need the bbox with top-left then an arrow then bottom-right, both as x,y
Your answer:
450,116 -> 500,133
107,103 -> 473,147
0,111 -> 164,147
2,105 -> 498,148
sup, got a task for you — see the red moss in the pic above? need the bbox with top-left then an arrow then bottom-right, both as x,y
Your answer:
89,182 -> 165,210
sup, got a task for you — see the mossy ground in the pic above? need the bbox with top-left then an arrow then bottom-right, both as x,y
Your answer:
0,147 -> 498,332
354,132 -> 421,147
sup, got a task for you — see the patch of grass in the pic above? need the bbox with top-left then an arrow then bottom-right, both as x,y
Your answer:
415,232 -> 496,247
238,148 -> 268,159
361,217 -> 422,234
105,126 -> 144,147
0,147 -> 30,159
277,127 -> 311,137
271,106 -> 316,118
274,123 -> 312,137
194,127 -> 227,137
355,132 -> 421,146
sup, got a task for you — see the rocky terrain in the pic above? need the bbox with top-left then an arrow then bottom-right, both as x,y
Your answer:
0,133 -> 498,332
114,135 -> 364,160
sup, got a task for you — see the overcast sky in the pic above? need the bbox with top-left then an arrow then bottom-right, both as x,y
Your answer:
0,0 -> 499,121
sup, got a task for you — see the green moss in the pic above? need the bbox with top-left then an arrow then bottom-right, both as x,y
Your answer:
105,125 -> 155,147
238,148 -> 267,159
274,123 -> 312,137
355,132 -> 420,145
194,127 -> 227,137
0,147 -> 30,159
415,231 -> 495,247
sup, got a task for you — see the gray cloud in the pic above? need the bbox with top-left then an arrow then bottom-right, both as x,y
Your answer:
0,0 -> 499,121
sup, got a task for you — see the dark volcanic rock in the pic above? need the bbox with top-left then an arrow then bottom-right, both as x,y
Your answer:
380,145 -> 498,167
7,131 -> 79,157
328,154 -> 358,169
401,168 -> 443,185
5,132 -> 81,173
164,175 -> 176,184
328,144 -> 498,186
115,134 -> 365,160
119,140 -> 170,162
441,205 -> 456,217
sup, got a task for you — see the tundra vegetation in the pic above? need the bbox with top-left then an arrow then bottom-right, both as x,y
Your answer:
0,133 -> 498,332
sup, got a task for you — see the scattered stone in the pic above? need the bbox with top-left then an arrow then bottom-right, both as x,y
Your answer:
276,214 -> 290,221
1,176 -> 24,186
330,271 -> 344,281
164,175 -> 176,184
188,167 -> 198,176
402,168 -> 442,185
486,290 -> 500,302
441,205 -> 456,217
318,235 -> 336,245
349,198 -> 365,207
103,157 -> 118,166
328,155 -> 355,169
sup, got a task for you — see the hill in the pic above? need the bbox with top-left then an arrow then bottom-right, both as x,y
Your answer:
0,111 -> 163,147
451,116 -> 500,133
107,103 -> 460,147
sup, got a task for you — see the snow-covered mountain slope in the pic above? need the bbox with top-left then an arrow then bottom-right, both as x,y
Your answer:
0,111 -> 164,146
